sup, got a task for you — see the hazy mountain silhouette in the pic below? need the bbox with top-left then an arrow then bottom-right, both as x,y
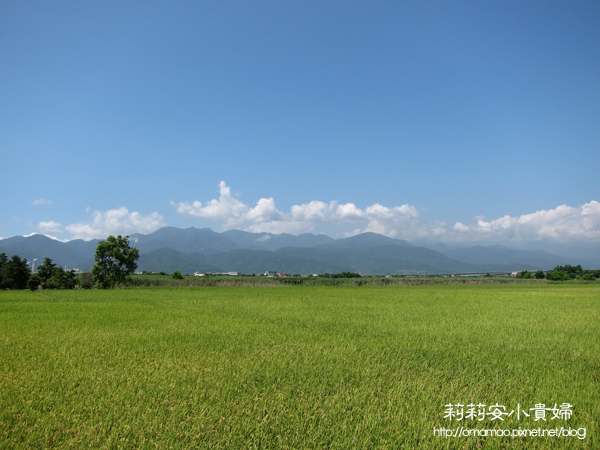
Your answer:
0,227 -> 584,275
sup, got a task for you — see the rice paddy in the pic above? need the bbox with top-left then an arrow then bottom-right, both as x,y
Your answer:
1,284 -> 598,448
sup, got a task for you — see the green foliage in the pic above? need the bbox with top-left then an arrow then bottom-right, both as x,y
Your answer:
0,253 -> 30,290
36,257 -> 56,284
547,269 -> 570,281
77,272 -> 94,289
28,273 -> 41,291
172,270 -> 184,280
534,270 -> 546,279
556,264 -> 584,278
545,264 -> 598,282
320,271 -> 362,278
92,235 -> 140,289
516,270 -> 534,279
36,257 -> 77,289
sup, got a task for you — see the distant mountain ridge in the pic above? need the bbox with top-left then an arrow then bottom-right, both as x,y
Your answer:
0,226 -> 587,275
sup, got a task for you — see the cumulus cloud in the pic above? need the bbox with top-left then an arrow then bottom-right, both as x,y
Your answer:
37,221 -> 63,234
246,197 -> 282,224
360,204 -> 420,238
173,181 -> 248,228
447,201 -> 600,242
173,181 -> 420,237
291,201 -> 337,222
172,182 -> 600,243
65,207 -> 166,240
336,203 -> 366,221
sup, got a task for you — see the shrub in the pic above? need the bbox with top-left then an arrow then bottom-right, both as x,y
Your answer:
28,273 -> 41,291
78,272 -> 94,289
172,270 -> 184,280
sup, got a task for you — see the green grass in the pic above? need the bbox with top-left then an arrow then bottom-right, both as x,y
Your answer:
1,285 -> 598,448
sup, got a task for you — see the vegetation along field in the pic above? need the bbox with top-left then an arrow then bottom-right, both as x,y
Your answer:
1,284 -> 598,448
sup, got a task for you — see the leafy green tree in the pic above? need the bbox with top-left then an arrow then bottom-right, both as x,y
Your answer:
172,270 -> 184,280
0,253 -> 7,289
92,235 -> 140,289
516,270 -> 534,279
0,254 -> 30,289
36,257 -> 77,289
28,273 -> 41,291
46,267 -> 78,289
554,264 -> 583,279
547,269 -> 569,281
78,272 -> 94,289
534,270 -> 545,279
36,257 -> 56,284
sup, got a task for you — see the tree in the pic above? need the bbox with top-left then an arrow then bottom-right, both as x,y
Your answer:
534,270 -> 545,279
551,264 -> 583,279
172,270 -> 184,280
36,257 -> 78,289
37,257 -> 56,282
92,235 -> 139,289
516,270 -> 533,279
547,269 -> 569,281
28,273 -> 41,291
0,253 -> 7,289
0,254 -> 30,290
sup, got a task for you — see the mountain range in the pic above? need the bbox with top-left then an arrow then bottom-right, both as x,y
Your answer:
0,227 -> 594,275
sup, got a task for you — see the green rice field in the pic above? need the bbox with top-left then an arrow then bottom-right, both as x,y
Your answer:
1,284 -> 599,448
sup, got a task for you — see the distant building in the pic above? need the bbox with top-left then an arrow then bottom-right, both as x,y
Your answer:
264,271 -> 277,277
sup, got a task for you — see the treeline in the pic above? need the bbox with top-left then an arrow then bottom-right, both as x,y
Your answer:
516,265 -> 599,281
0,253 -> 92,290
319,272 -> 363,279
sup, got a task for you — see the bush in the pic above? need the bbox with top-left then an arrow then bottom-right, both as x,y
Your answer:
78,272 -> 94,289
28,273 -> 41,291
516,270 -> 534,279
172,270 -> 184,280
547,270 -> 570,281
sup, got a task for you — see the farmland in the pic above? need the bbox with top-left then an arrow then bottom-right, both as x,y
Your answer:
1,284 -> 598,448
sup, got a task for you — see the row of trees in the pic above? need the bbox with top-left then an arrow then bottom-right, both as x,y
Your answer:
0,254 -> 79,290
0,235 -> 140,290
516,265 -> 599,281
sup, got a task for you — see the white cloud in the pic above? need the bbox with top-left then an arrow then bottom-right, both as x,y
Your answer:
32,198 -> 53,206
173,181 -> 420,237
37,221 -> 63,234
447,201 -> 600,242
246,197 -> 282,224
172,182 -> 600,243
360,204 -> 420,238
336,203 -> 366,221
65,207 -> 167,240
453,222 -> 470,233
173,181 -> 248,229
291,201 -> 337,222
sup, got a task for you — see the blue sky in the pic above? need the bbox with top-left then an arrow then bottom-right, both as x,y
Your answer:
1,1 -> 599,249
